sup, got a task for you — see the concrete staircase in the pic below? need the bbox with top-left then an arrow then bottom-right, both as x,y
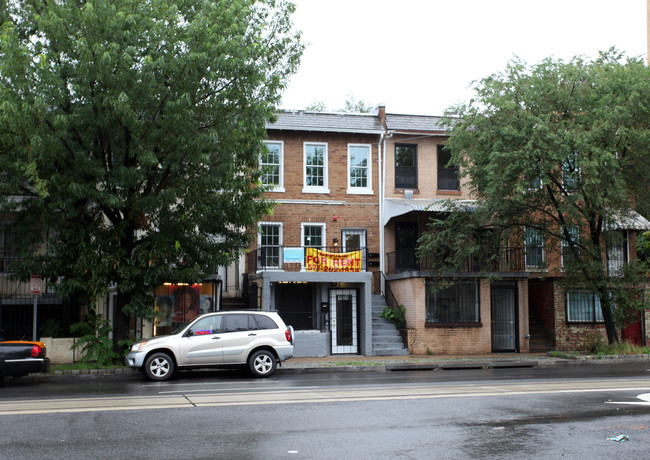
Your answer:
372,295 -> 409,356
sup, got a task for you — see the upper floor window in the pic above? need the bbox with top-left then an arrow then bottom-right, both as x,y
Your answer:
567,291 -> 604,323
258,222 -> 282,269
562,152 -> 579,191
302,223 -> 325,249
303,142 -> 329,193
606,231 -> 628,277
261,141 -> 284,192
437,145 -> 460,191
524,227 -> 545,269
347,144 -> 372,194
561,226 -> 580,268
395,144 -> 417,189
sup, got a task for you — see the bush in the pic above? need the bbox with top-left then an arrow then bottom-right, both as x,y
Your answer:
380,305 -> 406,329
69,312 -> 120,366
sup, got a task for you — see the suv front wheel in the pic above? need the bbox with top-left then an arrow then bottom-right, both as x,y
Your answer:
144,352 -> 175,381
248,349 -> 277,378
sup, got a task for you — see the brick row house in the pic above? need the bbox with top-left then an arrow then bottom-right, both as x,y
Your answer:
248,105 -> 650,357
3,105 -> 649,359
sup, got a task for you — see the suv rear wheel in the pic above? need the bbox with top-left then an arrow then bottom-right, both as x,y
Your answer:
144,352 -> 174,381
248,349 -> 277,378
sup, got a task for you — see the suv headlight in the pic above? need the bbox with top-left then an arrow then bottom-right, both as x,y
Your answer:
131,341 -> 148,351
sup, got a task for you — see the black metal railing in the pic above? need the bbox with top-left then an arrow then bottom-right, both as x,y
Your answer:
247,246 -> 369,273
385,246 -> 526,275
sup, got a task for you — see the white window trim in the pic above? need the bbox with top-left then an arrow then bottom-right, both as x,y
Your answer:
524,226 -> 546,270
262,141 -> 285,193
347,144 -> 373,195
301,223 -> 326,271
303,142 -> 330,194
561,226 -> 580,269
257,222 -> 283,271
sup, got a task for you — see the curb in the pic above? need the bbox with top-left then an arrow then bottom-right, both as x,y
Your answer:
40,354 -> 650,377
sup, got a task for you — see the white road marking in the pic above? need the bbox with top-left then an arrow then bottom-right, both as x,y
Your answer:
606,392 -> 650,406
1,378 -> 649,415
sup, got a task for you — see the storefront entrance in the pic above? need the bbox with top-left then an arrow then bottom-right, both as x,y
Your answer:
330,288 -> 358,354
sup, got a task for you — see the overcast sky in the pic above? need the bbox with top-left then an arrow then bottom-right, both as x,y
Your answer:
279,0 -> 647,115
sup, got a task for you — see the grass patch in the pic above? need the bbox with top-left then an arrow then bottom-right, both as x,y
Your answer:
50,362 -> 126,372
333,361 -> 382,367
547,351 -> 580,359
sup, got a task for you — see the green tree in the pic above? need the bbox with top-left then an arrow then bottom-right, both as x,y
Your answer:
418,50 -> 650,344
304,94 -> 373,113
0,0 -> 303,346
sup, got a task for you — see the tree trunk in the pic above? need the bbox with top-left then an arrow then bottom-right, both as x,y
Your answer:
598,286 -> 620,345
112,291 -> 132,356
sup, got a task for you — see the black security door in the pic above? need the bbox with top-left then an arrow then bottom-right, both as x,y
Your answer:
491,282 -> 518,352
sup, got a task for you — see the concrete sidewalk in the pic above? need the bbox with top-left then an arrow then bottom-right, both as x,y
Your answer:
45,352 -> 650,377
278,352 -> 650,373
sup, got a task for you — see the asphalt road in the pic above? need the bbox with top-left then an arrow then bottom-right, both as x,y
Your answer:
1,363 -> 649,459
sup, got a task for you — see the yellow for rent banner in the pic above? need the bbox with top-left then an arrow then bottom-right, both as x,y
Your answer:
305,248 -> 362,272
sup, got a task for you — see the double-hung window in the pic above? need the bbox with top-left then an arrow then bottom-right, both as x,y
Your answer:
261,141 -> 284,192
524,227 -> 545,269
302,224 -> 325,249
561,226 -> 580,268
606,231 -> 628,277
562,152 -> 579,191
304,142 -> 329,193
426,280 -> 480,324
567,291 -> 604,322
395,144 -> 417,189
437,145 -> 460,191
259,223 -> 282,269
347,144 -> 372,194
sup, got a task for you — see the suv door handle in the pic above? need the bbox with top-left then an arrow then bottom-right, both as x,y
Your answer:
248,333 -> 257,336
212,336 -> 221,340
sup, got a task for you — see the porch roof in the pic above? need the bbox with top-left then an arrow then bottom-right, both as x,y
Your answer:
383,198 -> 477,225
608,210 -> 650,231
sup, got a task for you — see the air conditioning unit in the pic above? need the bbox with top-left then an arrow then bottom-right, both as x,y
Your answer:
404,189 -> 413,200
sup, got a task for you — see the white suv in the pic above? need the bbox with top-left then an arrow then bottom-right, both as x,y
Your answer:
125,311 -> 294,381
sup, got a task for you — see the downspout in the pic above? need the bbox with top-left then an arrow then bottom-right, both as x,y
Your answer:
379,132 -> 385,294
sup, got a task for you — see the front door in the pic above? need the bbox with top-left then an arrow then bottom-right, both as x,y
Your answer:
330,289 -> 358,354
395,222 -> 418,270
491,282 -> 518,352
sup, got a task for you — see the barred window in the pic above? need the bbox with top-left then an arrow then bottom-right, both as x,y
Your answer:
426,280 -> 480,323
567,291 -> 604,323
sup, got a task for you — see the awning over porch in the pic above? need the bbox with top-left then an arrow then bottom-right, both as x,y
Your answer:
383,198 -> 477,225
607,210 -> 650,231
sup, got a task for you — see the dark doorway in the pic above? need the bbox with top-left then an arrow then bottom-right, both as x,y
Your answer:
395,222 -> 418,270
491,282 -> 518,352
275,283 -> 314,330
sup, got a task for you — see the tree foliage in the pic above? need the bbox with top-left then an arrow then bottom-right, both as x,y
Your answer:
305,94 -> 373,113
418,50 -> 650,344
0,0 -> 303,340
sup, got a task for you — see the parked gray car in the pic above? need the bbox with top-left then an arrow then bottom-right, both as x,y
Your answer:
125,311 -> 294,381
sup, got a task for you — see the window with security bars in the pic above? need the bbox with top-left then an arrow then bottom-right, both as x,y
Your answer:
426,280 -> 480,323
567,291 -> 604,322
561,226 -> 580,268
524,227 -> 545,268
